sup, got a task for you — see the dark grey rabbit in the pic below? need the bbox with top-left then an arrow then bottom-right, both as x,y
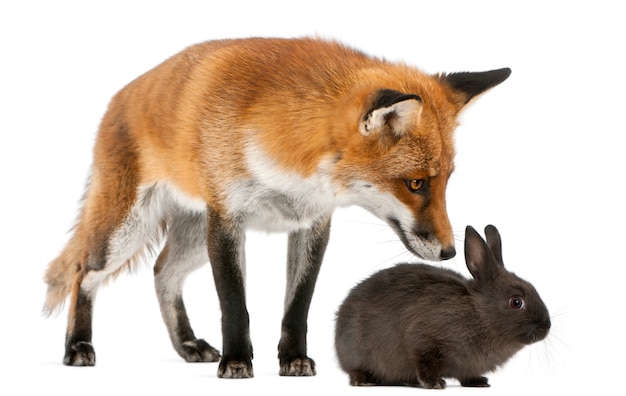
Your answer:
335,225 -> 550,388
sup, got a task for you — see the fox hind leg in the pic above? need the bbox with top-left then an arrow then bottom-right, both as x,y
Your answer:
154,206 -> 220,363
64,271 -> 97,366
63,230 -> 119,366
63,184 -> 166,365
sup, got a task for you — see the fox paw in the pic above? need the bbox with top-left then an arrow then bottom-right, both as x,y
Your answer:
218,358 -> 254,378
279,356 -> 316,376
63,341 -> 96,366
181,339 -> 221,363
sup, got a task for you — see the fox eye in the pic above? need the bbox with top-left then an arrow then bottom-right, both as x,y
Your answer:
509,296 -> 526,310
405,179 -> 425,193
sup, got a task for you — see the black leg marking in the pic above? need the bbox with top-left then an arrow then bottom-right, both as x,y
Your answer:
64,288 -> 95,366
61,225 -> 114,366
206,208 -> 253,378
278,217 -> 331,376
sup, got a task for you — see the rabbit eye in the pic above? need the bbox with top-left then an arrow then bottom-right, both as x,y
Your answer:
509,296 -> 525,310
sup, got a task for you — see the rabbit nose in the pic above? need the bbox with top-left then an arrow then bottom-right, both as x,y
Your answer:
440,246 -> 456,260
532,318 -> 551,342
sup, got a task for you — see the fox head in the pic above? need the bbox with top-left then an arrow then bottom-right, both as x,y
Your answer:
333,68 -> 511,261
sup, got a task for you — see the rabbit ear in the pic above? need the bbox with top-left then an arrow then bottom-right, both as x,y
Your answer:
484,225 -> 504,266
464,226 -> 501,281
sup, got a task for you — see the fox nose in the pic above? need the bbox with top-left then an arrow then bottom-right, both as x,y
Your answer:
440,246 -> 456,260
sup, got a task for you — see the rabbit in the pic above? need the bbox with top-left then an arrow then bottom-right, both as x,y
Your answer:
334,225 -> 551,389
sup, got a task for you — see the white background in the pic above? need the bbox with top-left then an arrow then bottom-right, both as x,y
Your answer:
1,1 -> 624,394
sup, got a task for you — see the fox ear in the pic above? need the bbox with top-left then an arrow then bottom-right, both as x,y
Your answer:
359,89 -> 422,137
439,68 -> 511,105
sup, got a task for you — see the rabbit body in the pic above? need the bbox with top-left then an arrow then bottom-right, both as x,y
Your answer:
335,226 -> 550,388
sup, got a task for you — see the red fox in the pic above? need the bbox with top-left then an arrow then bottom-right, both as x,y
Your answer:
43,37 -> 510,378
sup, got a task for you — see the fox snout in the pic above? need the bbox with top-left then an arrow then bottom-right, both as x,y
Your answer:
388,218 -> 456,261
440,245 -> 456,260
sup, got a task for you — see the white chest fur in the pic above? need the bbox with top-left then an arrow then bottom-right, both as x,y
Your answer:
225,143 -> 338,232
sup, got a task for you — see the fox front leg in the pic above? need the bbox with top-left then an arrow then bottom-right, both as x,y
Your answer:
206,208 -> 253,378
278,216 -> 331,376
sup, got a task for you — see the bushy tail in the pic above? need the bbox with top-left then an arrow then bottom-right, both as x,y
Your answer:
43,232 -> 84,316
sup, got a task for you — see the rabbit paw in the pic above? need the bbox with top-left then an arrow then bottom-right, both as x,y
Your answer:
419,377 -> 447,389
460,376 -> 490,387
347,370 -> 379,386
